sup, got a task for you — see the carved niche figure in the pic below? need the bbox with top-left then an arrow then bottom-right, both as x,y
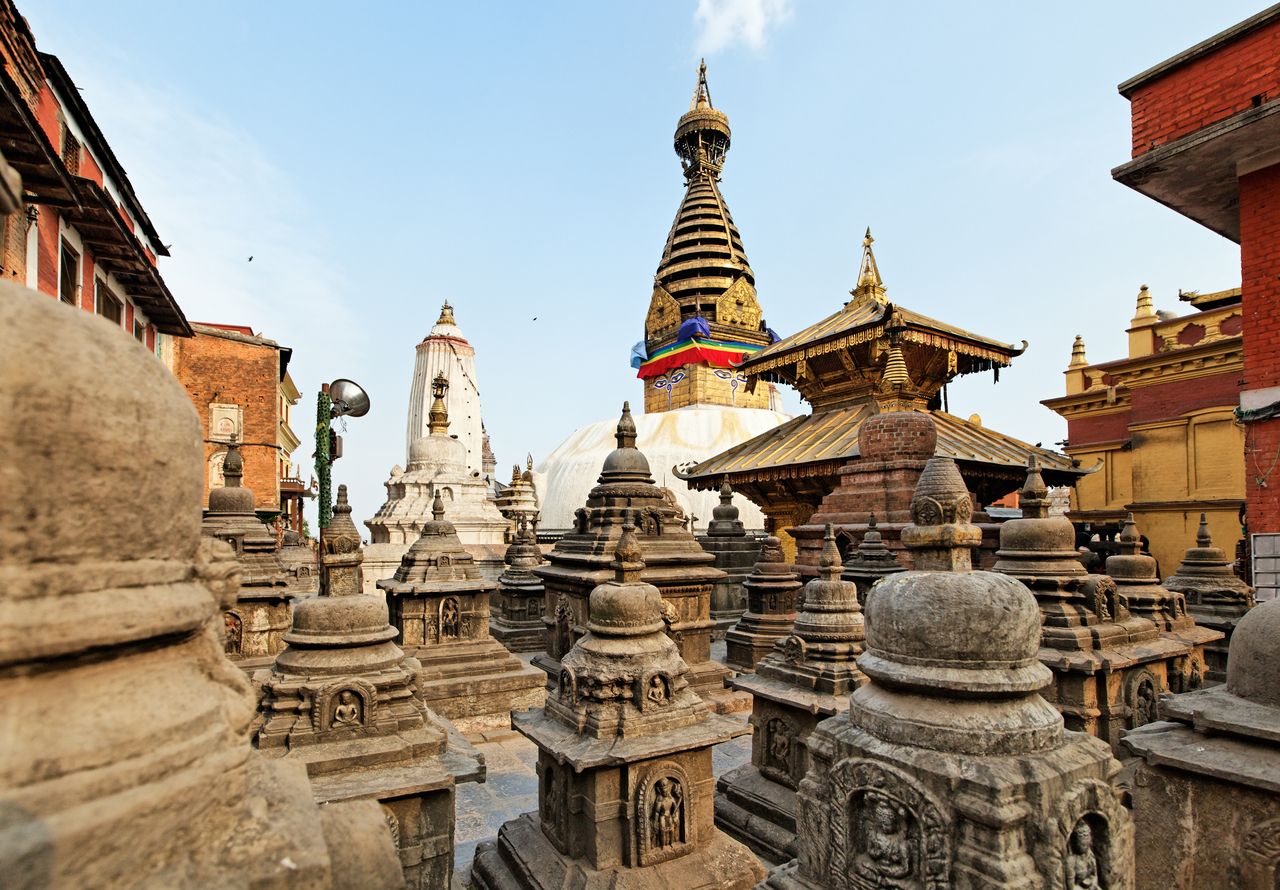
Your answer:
652,778 -> 684,849
223,611 -> 243,655
541,765 -> 568,849
855,793 -> 916,887
332,690 -> 363,729
647,673 -> 669,706
762,717 -> 794,783
782,634 -> 806,664
1066,818 -> 1102,890
1130,673 -> 1159,729
637,765 -> 691,865
440,596 -> 461,639
555,594 -> 574,657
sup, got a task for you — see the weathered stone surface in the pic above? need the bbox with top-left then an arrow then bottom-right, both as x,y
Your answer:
532,403 -> 748,714
0,283 -> 401,889
724,534 -> 802,673
490,518 -> 547,652
719,524 -> 868,861
378,493 -> 544,734
767,453 -> 1134,889
839,514 -> 903,602
202,436 -> 300,671
257,485 -> 485,889
1123,598 -> 1280,889
995,458 -> 1205,750
1164,513 -> 1254,683
697,481 -> 761,634
472,520 -> 764,889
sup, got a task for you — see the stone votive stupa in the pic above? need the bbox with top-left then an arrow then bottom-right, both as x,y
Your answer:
1164,513 -> 1254,683
0,284 -> 402,889
256,484 -> 485,889
489,517 -> 548,652
278,527 -> 319,595
995,457 -> 1198,749
471,519 -> 764,889
718,523 -> 869,861
200,434 -> 297,670
533,402 -> 748,713
377,492 -> 543,734
1107,512 -> 1221,692
495,458 -> 540,537
839,513 -> 904,603
724,532 -> 803,672
696,480 -> 762,633
1124,598 -> 1280,888
766,456 -> 1135,890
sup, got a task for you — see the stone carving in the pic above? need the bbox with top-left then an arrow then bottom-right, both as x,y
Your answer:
440,595 -> 461,639
855,792 -> 915,886
1067,819 -> 1101,890
834,761 -> 947,890
761,717 -> 795,784
1128,671 -> 1159,729
716,276 -> 762,330
638,763 -> 691,866
555,594 -> 574,657
382,806 -> 401,849
224,611 -> 243,655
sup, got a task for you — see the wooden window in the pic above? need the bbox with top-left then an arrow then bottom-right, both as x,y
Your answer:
134,319 -> 145,342
60,124 -> 80,176
58,240 -> 78,305
95,278 -> 123,326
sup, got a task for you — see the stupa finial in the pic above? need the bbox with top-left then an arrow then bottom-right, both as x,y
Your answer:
674,60 -> 731,181
881,345 -> 911,388
613,514 -> 645,583
437,300 -> 456,325
901,457 -> 982,572
1118,512 -> 1142,555
690,57 -> 713,110
819,523 -> 841,581
616,401 -> 637,449
1019,454 -> 1050,519
1069,334 -> 1088,368
1196,512 -> 1212,548
851,226 -> 887,303
222,433 -> 244,485
428,373 -> 450,434
432,491 -> 445,522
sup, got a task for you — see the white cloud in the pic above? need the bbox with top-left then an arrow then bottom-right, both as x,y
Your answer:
694,0 -> 794,54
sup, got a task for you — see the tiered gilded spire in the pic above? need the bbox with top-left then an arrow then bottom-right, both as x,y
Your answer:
849,227 -> 887,304
427,373 -> 450,434
648,62 -> 767,346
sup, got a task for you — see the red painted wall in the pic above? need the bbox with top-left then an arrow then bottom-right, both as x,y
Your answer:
1129,370 -> 1242,425
1129,19 -> 1280,156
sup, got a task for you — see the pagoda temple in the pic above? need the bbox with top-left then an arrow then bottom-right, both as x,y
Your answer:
536,61 -> 790,532
679,230 -> 1083,564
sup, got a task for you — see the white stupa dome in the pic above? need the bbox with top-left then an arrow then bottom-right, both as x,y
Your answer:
534,404 -> 790,531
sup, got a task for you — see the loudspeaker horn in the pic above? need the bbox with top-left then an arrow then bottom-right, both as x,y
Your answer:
329,379 -> 370,418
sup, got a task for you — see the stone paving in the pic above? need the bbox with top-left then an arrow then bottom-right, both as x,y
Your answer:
451,643 -> 757,887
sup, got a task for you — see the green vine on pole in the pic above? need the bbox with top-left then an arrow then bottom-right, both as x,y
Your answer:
316,389 -> 333,528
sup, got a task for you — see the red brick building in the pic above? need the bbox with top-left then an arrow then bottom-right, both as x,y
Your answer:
171,323 -> 308,523
0,0 -> 188,351
1113,5 -> 1280,599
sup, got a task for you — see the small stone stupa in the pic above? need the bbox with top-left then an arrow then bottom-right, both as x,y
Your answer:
495,458 -> 540,537
533,403 -> 747,713
377,493 -> 543,733
840,513 -> 904,602
201,435 -> 297,670
995,458 -> 1197,748
719,524 -> 869,861
0,284 -> 402,888
1107,513 -> 1221,692
696,481 -> 761,633
490,517 -> 547,652
1164,513 -> 1254,683
472,520 -> 764,889
767,457 -> 1134,889
1124,599 -> 1280,888
724,532 -> 803,672
256,484 -> 485,889
366,372 -> 509,589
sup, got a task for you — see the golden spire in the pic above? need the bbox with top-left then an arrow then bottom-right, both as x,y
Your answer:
1132,284 -> 1156,322
850,227 -> 887,304
428,373 -> 450,434
690,58 -> 713,110
881,345 -> 911,388
437,300 -> 456,326
1069,334 -> 1087,368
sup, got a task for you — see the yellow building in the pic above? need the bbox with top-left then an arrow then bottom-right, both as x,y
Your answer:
1042,285 -> 1244,577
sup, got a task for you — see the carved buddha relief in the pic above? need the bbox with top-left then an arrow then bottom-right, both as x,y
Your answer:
853,792 -> 917,888
1066,817 -> 1102,890
760,717 -> 797,786
440,596 -> 461,639
636,762 -> 693,866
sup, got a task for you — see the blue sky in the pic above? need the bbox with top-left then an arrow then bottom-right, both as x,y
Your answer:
23,1 -> 1256,528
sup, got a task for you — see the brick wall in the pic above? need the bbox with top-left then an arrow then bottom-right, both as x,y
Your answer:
1067,410 -> 1131,448
1241,162 -> 1280,534
171,330 -> 282,511
1129,19 -> 1280,155
1129,369 -> 1241,425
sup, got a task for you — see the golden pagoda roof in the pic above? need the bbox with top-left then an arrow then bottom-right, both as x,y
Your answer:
678,407 -> 1079,485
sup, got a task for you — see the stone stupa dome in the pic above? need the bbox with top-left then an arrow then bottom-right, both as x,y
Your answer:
1225,598 -> 1280,708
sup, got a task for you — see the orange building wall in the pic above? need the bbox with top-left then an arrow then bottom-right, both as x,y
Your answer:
171,331 -> 283,512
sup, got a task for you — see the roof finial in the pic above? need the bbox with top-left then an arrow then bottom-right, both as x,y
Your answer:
881,344 -> 911,389
690,58 -> 712,110
1069,334 -> 1087,368
616,401 -> 637,449
851,226 -> 886,303
1133,284 -> 1156,321
428,373 -> 450,434
437,300 -> 456,326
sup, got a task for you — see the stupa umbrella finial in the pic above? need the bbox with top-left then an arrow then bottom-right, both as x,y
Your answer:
851,226 -> 887,303
428,373 -> 450,434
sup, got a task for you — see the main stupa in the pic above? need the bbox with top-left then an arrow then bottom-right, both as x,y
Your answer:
536,61 -> 790,531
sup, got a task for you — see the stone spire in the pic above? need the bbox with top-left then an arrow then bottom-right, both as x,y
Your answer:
597,401 -> 653,486
492,518 -> 547,651
1165,513 -> 1254,683
840,514 -> 904,602
1105,513 -> 1200,635
404,298 -> 486,475
775,456 -> 1134,889
697,479 -> 759,633
707,479 -> 745,537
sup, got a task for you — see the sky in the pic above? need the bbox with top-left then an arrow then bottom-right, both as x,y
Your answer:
21,0 -> 1256,529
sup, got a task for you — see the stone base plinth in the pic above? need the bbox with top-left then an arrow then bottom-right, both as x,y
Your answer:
724,615 -> 794,674
411,640 -> 546,733
472,812 -> 764,890
490,617 -> 547,653
710,577 -> 747,635
685,657 -> 752,714
715,763 -> 797,862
